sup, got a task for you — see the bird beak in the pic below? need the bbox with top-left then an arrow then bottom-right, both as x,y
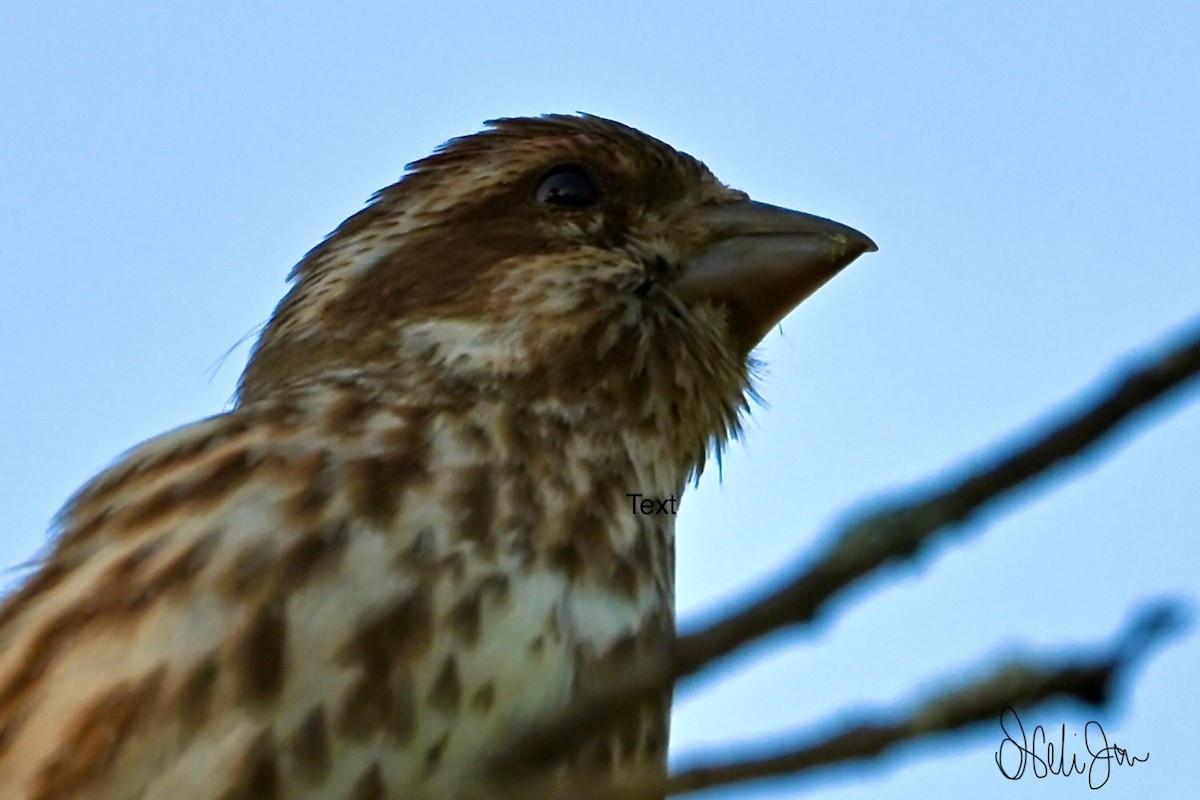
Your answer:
674,200 -> 877,349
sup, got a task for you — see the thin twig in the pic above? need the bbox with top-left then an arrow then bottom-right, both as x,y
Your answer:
494,317 -> 1200,772
665,601 -> 1183,797
486,601 -> 1184,800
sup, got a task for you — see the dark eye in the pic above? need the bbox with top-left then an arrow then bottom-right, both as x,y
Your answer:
535,165 -> 599,208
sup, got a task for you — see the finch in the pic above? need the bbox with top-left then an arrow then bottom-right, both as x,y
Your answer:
0,114 -> 874,799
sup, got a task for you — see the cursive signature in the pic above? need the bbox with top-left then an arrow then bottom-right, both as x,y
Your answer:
994,707 -> 1148,789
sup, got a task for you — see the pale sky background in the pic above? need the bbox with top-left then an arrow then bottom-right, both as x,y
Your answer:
2,3 -> 1198,798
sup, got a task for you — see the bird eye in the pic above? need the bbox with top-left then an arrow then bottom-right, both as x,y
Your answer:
535,165 -> 599,208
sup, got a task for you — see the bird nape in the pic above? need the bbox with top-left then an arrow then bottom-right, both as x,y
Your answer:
0,114 -> 873,800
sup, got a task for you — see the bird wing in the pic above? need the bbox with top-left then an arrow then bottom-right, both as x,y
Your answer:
0,389 -> 657,799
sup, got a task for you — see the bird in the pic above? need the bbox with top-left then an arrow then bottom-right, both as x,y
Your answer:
0,114 -> 874,799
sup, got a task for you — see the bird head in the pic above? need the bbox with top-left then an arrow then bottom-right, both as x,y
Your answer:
239,115 -> 874,469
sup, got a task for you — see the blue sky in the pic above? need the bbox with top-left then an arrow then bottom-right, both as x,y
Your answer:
2,3 -> 1197,797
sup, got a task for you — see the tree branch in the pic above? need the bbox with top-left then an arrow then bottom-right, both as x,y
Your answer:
493,317 -> 1200,773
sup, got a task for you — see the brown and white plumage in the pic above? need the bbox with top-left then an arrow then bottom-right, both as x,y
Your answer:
0,115 -> 873,799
